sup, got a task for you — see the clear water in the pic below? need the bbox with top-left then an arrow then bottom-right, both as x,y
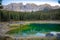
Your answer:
7,23 -> 60,37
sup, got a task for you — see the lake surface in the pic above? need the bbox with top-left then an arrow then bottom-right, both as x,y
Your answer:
7,23 -> 60,37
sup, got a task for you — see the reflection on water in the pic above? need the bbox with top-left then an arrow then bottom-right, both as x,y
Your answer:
12,32 -> 45,37
7,23 -> 60,37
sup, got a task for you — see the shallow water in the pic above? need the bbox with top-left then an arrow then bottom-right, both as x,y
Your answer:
7,23 -> 60,37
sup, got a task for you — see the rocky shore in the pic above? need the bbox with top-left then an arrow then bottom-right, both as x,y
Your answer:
0,21 -> 60,40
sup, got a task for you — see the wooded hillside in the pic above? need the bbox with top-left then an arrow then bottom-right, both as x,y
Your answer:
0,9 -> 60,21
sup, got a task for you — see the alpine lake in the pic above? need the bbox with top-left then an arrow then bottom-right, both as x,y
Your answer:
6,21 -> 60,37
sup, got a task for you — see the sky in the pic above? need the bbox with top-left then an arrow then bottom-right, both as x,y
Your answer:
2,0 -> 60,6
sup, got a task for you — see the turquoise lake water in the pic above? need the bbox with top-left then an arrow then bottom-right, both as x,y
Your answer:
7,23 -> 60,37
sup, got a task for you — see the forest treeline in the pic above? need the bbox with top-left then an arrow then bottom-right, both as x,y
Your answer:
0,9 -> 60,22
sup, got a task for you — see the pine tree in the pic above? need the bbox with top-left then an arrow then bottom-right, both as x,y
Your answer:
58,0 -> 60,4
0,0 -> 3,9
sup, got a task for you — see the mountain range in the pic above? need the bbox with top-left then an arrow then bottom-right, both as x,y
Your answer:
3,3 -> 60,12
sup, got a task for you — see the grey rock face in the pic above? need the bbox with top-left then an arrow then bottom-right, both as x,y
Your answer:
3,3 -> 60,12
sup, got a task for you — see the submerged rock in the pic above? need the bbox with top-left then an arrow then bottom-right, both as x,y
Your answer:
46,33 -> 54,37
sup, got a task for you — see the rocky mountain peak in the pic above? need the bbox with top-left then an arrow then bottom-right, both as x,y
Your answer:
3,3 -> 60,12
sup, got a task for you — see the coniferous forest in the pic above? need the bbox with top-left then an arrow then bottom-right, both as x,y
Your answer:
0,9 -> 60,22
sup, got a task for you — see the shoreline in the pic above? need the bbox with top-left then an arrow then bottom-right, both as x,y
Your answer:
0,20 -> 60,24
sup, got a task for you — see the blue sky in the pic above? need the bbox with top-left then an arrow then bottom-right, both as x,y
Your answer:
2,0 -> 60,6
